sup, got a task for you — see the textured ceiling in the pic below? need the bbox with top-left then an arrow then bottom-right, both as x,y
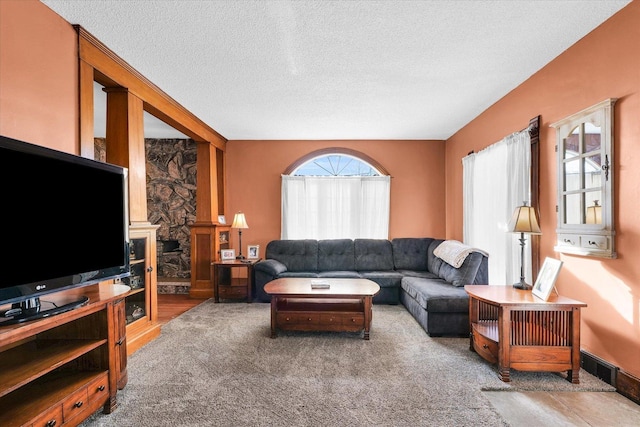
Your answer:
41,0 -> 631,140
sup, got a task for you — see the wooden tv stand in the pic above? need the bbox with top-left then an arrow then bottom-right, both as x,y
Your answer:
0,283 -> 130,426
465,285 -> 587,383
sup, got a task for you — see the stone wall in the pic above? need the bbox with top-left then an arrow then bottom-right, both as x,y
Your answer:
95,138 -> 197,280
146,138 -> 197,279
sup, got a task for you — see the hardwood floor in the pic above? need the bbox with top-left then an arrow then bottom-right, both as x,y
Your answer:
157,293 -> 203,324
155,294 -> 639,424
485,390 -> 640,426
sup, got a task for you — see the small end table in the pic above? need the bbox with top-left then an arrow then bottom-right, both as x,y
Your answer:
212,259 -> 259,303
465,285 -> 587,383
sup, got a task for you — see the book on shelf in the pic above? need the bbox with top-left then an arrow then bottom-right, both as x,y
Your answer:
310,279 -> 330,289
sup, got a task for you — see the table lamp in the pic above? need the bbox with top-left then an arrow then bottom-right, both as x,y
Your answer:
231,212 -> 249,259
508,202 -> 541,290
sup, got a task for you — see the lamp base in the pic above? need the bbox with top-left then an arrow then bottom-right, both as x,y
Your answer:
236,255 -> 246,260
513,281 -> 532,290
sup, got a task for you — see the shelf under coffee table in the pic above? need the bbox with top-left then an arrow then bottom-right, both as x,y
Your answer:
264,278 -> 380,340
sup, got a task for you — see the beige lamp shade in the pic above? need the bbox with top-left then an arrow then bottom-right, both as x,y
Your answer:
586,200 -> 602,224
508,204 -> 541,234
231,212 -> 249,229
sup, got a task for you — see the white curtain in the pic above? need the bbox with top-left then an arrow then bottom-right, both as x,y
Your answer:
281,175 -> 390,239
463,129 -> 531,285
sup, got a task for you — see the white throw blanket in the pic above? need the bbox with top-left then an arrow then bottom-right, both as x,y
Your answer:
433,240 -> 488,268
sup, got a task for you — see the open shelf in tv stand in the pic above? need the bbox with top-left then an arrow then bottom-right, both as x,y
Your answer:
0,283 -> 129,426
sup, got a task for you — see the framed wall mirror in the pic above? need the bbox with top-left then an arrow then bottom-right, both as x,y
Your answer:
551,98 -> 616,258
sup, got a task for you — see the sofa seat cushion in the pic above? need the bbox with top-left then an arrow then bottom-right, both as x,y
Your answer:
278,271 -> 319,278
396,270 -> 438,279
318,271 -> 361,279
401,276 -> 469,313
359,270 -> 403,288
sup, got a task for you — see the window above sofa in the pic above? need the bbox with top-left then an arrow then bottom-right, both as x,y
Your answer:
281,148 -> 390,240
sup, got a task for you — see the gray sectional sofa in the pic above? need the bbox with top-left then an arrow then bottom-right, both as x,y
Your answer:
253,238 -> 488,336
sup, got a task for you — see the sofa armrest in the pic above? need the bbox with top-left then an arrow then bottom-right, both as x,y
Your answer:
254,259 -> 288,276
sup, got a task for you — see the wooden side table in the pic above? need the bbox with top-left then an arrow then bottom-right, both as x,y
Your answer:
212,259 -> 259,303
465,285 -> 587,383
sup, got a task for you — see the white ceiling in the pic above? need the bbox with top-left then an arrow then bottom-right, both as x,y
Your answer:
41,0 -> 631,140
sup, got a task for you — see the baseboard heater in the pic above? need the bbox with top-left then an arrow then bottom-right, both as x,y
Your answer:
581,350 -> 618,386
582,350 -> 640,405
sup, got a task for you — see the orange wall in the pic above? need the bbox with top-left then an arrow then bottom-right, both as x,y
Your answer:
225,139 -> 446,253
0,0 -> 78,153
445,2 -> 640,378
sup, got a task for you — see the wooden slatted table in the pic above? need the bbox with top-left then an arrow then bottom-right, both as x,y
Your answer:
465,285 -> 587,383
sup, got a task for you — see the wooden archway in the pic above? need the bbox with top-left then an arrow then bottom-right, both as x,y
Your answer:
75,26 -> 228,301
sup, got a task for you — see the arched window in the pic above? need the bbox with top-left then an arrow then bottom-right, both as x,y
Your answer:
282,149 -> 390,240
292,154 -> 381,176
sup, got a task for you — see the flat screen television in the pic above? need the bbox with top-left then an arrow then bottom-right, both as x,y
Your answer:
0,135 -> 130,325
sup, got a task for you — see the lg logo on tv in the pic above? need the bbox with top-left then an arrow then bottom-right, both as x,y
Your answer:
36,284 -> 47,291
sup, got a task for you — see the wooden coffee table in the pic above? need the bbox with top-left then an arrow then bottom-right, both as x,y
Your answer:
264,278 -> 380,340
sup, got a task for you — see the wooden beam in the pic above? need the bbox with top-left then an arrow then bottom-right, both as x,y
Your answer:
79,60 -> 95,158
75,25 -> 227,150
105,88 -> 148,223
529,115 -> 541,281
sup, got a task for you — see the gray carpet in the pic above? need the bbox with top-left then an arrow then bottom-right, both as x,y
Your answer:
83,301 -> 614,426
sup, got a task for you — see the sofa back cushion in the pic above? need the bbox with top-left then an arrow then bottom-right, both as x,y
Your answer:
266,239 -> 318,272
392,238 -> 434,271
474,255 -> 489,284
427,239 -> 445,274
318,239 -> 355,271
354,239 -> 394,270
428,239 -> 487,287
437,252 -> 485,287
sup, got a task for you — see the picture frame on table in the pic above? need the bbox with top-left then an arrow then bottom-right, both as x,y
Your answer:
247,245 -> 260,259
532,257 -> 563,301
218,215 -> 226,225
220,249 -> 236,261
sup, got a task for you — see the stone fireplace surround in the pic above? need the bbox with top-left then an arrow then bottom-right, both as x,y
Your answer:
96,138 -> 197,294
